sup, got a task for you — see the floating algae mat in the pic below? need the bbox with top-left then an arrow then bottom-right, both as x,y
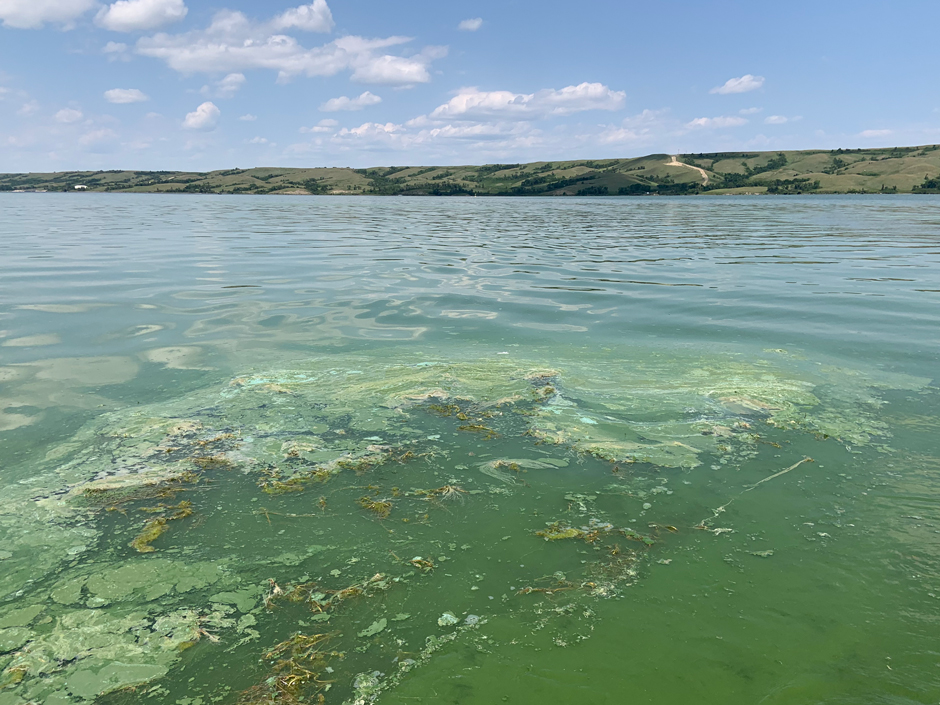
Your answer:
0,348 -> 927,705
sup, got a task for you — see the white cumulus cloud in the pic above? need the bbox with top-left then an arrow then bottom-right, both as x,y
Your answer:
201,72 -> 246,98
103,41 -> 131,60
350,46 -> 445,85
183,101 -> 220,130
687,115 -> 748,128
104,87 -> 149,103
859,129 -> 893,138
429,82 -> 625,121
134,9 -> 445,85
0,0 -> 97,29
238,113 -> 257,121
271,0 -> 333,32
710,74 -> 765,95
96,0 -> 187,32
300,118 -> 339,133
320,91 -> 381,111
458,17 -> 482,31
334,121 -> 403,140
55,107 -> 83,123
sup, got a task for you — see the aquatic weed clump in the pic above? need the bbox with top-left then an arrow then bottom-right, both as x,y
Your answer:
238,632 -> 340,705
129,500 -> 194,553
412,484 -> 467,503
536,519 -> 654,546
357,495 -> 393,519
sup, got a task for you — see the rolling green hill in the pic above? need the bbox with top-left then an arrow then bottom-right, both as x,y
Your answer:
3,145 -> 940,196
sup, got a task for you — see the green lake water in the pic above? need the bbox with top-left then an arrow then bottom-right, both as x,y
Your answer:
0,194 -> 938,704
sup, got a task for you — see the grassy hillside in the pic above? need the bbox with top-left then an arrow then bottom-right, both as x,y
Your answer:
3,145 -> 940,196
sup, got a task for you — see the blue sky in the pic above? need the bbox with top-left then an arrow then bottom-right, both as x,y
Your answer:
1,0 -> 938,171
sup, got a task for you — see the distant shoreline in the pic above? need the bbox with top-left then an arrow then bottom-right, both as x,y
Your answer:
3,145 -> 939,196
4,190 -> 937,197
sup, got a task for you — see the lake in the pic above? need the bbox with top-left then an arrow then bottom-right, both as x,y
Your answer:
0,194 -> 938,705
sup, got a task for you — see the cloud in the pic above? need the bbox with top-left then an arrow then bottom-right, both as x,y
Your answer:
238,113 -> 257,121
17,100 -> 40,116
596,109 -> 670,145
336,121 -> 403,138
0,0 -> 97,29
415,122 -> 530,141
79,128 -> 118,147
859,129 -> 892,138
687,115 -> 748,128
247,136 -> 273,145
300,118 -> 339,133
458,17 -> 482,31
135,8 -> 445,85
96,0 -> 187,32
103,41 -> 131,60
320,91 -> 381,111
271,0 -> 333,33
55,107 -> 84,122
739,107 -> 762,115
350,45 -> 446,84
183,101 -> 220,130
201,72 -> 246,98
315,117 -> 547,157
763,115 -> 802,125
104,88 -> 149,103
710,74 -> 765,95
429,82 -> 625,121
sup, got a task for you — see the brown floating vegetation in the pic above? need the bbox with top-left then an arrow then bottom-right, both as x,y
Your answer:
536,521 -> 655,546
413,485 -> 467,502
258,465 -> 333,495
264,573 -> 391,614
128,500 -> 194,553
191,454 -> 233,469
493,460 -> 521,473
238,632 -> 339,705
407,556 -> 435,572
427,403 -> 462,417
80,472 -> 196,508
457,423 -> 499,439
357,495 -> 392,519
259,447 -> 424,495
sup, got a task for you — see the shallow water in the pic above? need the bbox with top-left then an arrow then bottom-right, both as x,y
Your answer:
0,194 -> 938,705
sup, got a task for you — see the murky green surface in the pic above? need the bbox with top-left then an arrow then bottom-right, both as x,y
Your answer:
0,194 -> 938,704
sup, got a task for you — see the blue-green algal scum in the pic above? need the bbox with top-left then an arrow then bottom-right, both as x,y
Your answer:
0,194 -> 938,705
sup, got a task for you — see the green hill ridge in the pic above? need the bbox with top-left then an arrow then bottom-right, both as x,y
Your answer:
4,145 -> 940,196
